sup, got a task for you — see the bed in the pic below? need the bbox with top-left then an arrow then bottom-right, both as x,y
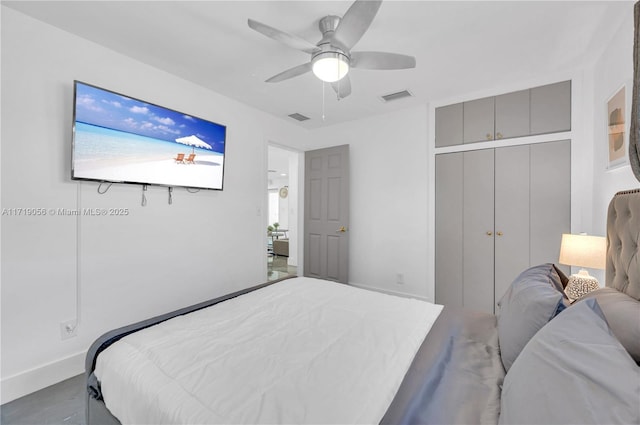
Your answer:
86,189 -> 640,425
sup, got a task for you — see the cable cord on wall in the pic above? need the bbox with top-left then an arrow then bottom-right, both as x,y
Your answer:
75,182 -> 82,329
168,187 -> 173,205
97,182 -> 112,194
141,184 -> 148,206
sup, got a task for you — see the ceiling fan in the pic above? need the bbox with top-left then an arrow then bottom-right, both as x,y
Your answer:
248,0 -> 416,99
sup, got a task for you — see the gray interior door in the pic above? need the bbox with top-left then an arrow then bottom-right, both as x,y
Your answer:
304,145 -> 350,283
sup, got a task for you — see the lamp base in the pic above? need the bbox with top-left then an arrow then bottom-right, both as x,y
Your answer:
564,270 -> 600,301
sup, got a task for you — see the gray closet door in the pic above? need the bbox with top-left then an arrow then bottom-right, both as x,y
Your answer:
435,153 -> 464,307
530,81 -> 571,135
530,140 -> 571,269
495,90 -> 530,140
464,97 -> 495,144
494,145 -> 531,307
434,141 -> 571,312
463,149 -> 495,312
435,103 -> 463,147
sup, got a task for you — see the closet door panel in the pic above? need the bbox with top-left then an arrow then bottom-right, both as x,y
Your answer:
494,145 -> 530,308
530,140 -> 571,268
435,153 -> 463,307
530,81 -> 571,135
463,149 -> 495,313
435,103 -> 463,147
495,90 -> 530,139
463,97 -> 495,144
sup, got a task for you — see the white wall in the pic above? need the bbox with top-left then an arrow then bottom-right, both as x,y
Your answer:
0,7 -> 308,403
2,0 -> 636,405
299,105 -> 430,300
589,7 -> 638,237
294,39 -> 632,303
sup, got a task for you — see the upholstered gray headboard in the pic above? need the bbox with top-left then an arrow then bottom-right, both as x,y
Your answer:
606,189 -> 640,301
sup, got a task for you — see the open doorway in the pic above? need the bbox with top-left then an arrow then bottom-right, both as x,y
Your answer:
267,145 -> 300,281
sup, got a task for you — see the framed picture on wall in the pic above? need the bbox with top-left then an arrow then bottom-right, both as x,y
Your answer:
606,84 -> 628,169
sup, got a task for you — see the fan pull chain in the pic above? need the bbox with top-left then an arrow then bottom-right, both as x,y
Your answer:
322,81 -> 326,121
141,184 -> 148,207
336,60 -> 341,101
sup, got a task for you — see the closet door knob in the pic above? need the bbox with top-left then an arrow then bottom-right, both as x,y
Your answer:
486,231 -> 493,236
486,133 -> 493,140
496,132 -> 503,139
497,231 -> 503,236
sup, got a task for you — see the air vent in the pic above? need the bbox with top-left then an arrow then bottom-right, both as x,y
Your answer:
288,113 -> 310,122
380,90 -> 413,103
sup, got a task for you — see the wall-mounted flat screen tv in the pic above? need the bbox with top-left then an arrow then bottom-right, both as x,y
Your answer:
72,81 -> 226,190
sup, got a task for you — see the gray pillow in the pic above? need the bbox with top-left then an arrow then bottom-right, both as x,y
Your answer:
499,298 -> 640,425
496,263 -> 568,371
552,263 -> 569,288
578,287 -> 640,363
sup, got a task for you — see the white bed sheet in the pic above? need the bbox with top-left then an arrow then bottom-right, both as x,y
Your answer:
94,277 -> 443,424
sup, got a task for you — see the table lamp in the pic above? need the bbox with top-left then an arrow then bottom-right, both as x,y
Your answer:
558,233 -> 606,301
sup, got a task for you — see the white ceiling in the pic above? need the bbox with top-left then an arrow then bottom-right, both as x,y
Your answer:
3,1 -> 632,129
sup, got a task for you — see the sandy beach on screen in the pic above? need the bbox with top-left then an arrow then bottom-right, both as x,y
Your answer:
74,154 -> 224,188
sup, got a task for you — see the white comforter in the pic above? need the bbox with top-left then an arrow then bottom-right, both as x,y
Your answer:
94,277 -> 443,424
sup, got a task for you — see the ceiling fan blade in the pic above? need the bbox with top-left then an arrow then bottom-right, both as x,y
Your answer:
332,0 -> 382,52
266,62 -> 312,83
331,75 -> 352,100
248,19 -> 320,54
350,51 -> 416,70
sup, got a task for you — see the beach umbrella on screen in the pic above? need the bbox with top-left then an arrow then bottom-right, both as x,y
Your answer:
175,135 -> 212,154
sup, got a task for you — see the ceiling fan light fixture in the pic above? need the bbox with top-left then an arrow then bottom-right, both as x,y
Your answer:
312,52 -> 349,83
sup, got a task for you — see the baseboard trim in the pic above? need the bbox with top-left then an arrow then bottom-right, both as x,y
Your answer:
347,282 -> 431,302
1,351 -> 86,404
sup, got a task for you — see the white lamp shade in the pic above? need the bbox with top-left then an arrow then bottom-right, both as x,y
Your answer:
312,52 -> 349,83
558,234 -> 606,270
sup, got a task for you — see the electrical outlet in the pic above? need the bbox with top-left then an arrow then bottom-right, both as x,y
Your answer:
60,320 -> 78,340
396,273 -> 404,285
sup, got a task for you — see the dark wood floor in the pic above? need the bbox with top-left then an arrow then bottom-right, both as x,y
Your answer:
0,374 -> 85,425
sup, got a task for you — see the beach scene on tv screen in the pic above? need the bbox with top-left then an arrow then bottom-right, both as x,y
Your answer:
72,82 -> 226,189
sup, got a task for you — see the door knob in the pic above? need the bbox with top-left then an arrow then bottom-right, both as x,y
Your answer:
486,231 -> 493,236
336,226 -> 347,233
497,231 -> 503,236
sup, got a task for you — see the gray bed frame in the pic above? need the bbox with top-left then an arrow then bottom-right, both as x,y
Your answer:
85,189 -> 640,425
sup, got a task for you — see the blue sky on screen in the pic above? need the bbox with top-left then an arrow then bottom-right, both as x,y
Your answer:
74,82 -> 226,153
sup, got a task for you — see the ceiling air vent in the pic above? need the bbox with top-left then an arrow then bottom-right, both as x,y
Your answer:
288,113 -> 310,122
380,90 -> 413,103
